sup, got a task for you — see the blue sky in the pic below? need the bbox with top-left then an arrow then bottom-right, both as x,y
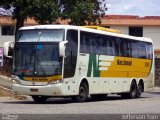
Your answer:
106,0 -> 160,16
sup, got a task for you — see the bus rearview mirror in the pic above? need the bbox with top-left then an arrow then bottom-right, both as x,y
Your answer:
59,41 -> 68,57
3,41 -> 14,58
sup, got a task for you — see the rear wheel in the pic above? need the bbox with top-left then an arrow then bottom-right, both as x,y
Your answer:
136,83 -> 143,98
72,82 -> 88,102
32,96 -> 48,103
128,81 -> 137,99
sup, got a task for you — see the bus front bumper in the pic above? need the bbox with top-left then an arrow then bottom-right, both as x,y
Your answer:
12,83 -> 76,96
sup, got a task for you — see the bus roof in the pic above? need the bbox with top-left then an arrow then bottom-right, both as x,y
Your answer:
19,25 -> 153,43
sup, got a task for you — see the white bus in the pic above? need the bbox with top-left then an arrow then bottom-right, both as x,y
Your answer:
11,25 -> 154,103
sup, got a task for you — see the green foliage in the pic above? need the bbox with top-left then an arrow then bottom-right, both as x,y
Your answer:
60,0 -> 106,25
27,0 -> 59,24
0,0 -> 107,34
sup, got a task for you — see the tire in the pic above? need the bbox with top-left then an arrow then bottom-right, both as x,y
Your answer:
72,82 -> 88,102
128,81 -> 137,99
121,81 -> 137,99
136,83 -> 143,98
32,96 -> 48,103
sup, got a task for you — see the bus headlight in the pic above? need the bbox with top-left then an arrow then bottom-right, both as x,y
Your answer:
11,75 -> 21,84
12,79 -> 21,84
48,80 -> 61,84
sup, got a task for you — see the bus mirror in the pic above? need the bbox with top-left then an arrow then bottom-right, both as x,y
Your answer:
3,41 -> 14,58
59,41 -> 68,57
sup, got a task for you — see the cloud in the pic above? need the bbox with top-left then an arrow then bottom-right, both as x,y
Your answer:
106,0 -> 160,16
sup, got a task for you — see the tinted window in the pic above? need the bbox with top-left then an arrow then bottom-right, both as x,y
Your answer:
64,30 -> 78,78
131,41 -> 138,58
138,42 -> 147,59
146,43 -> 153,59
80,31 -> 152,59
80,31 -> 116,56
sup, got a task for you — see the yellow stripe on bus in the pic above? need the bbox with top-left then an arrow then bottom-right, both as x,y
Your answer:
23,75 -> 62,82
99,56 -> 151,78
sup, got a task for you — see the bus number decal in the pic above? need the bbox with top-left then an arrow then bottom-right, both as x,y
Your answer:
144,62 -> 150,67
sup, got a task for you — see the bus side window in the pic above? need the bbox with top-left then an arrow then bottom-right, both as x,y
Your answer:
146,43 -> 153,59
138,42 -> 147,59
80,31 -> 91,54
64,30 -> 78,78
115,37 -> 122,56
97,35 -> 104,55
131,41 -> 138,58
103,35 -> 109,55
81,36 -> 87,53
107,36 -> 115,56
122,39 -> 131,57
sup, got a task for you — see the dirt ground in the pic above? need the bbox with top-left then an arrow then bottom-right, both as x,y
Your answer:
0,87 -> 13,97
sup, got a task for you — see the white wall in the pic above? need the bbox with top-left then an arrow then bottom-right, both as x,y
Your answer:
0,26 -> 14,48
110,26 -> 129,35
143,26 -> 160,50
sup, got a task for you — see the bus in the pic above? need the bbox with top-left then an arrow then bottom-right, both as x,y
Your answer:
10,25 -> 154,103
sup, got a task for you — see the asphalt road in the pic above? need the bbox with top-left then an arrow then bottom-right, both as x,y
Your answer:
0,75 -> 160,120
0,90 -> 160,114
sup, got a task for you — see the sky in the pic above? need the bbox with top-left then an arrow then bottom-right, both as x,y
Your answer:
1,0 -> 160,17
106,0 -> 160,16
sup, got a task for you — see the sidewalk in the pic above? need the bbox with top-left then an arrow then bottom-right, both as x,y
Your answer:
0,75 -> 12,89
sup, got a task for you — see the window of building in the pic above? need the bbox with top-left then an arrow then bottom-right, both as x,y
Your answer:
129,27 -> 143,37
1,25 -> 15,35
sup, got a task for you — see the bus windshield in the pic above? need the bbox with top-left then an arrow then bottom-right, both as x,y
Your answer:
13,43 -> 62,76
16,29 -> 64,42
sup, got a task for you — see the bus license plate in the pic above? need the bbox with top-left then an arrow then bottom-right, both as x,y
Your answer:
30,88 -> 38,92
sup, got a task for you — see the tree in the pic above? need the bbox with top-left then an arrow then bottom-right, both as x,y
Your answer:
0,0 -> 59,36
27,0 -> 59,24
60,0 -> 107,25
0,0 -> 107,35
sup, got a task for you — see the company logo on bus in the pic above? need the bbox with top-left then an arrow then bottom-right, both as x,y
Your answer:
117,60 -> 132,66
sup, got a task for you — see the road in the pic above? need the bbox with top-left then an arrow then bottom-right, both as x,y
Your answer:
0,90 -> 160,114
0,91 -> 160,120
0,76 -> 160,120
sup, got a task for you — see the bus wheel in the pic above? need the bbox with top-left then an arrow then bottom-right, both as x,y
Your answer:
32,96 -> 48,103
136,83 -> 143,98
72,82 -> 88,102
129,81 -> 137,99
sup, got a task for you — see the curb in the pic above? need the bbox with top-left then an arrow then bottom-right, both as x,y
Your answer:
0,85 -> 13,95
0,75 -> 11,81
0,85 -> 29,100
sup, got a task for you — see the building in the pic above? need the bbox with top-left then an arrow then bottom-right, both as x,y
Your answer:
100,15 -> 160,86
0,15 -> 160,85
101,15 -> 160,58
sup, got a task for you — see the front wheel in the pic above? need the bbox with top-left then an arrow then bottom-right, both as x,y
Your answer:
32,96 -> 48,103
72,82 -> 88,102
